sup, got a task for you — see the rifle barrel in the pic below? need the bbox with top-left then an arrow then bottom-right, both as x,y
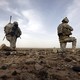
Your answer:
3,36 -> 5,41
10,16 -> 12,23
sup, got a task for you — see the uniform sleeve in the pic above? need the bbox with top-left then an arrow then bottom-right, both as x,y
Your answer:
68,25 -> 73,31
18,27 -> 22,35
57,24 -> 63,36
4,26 -> 6,31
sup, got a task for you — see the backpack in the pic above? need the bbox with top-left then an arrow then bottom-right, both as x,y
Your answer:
4,23 -> 21,37
4,23 -> 13,35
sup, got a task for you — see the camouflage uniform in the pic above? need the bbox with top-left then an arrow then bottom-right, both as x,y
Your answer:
4,21 -> 22,50
57,17 -> 76,52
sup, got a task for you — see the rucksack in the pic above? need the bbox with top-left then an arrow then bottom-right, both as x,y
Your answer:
4,23 -> 21,37
4,23 -> 13,35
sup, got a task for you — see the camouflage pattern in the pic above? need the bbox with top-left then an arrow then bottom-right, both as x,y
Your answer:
57,17 -> 76,52
4,23 -> 13,35
5,35 -> 17,50
4,21 -> 22,50
12,21 -> 22,38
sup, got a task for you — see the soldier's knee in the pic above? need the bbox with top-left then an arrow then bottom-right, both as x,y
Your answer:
74,37 -> 76,42
72,37 -> 76,42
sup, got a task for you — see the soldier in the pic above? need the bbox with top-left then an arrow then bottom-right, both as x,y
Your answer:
57,17 -> 76,53
4,21 -> 22,50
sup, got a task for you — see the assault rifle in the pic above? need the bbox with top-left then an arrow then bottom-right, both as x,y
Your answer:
3,16 -> 12,41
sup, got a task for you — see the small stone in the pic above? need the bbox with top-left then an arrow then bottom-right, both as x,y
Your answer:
1,75 -> 7,79
5,52 -> 10,56
70,56 -> 77,61
72,60 -> 77,63
0,65 -> 7,70
64,57 -> 72,62
0,44 -> 11,51
35,63 -> 43,70
11,63 -> 17,69
10,51 -> 17,55
53,48 -> 57,53
38,55 -> 45,59
37,70 -> 48,80
72,66 -> 80,72
0,44 -> 6,50
12,71 -> 18,76
25,58 -> 36,64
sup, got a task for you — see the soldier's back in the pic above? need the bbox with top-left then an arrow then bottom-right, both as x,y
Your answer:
4,23 -> 13,35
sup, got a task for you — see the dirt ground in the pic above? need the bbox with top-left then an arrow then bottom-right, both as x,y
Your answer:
0,48 -> 80,80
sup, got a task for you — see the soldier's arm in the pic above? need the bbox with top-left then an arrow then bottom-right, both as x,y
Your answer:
68,25 -> 73,31
57,24 -> 63,36
18,27 -> 22,35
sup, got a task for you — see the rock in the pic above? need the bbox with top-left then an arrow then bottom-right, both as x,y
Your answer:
10,51 -> 18,55
64,57 -> 72,62
0,75 -> 8,80
25,58 -> 36,65
53,48 -> 57,53
0,44 -> 11,51
0,44 -> 6,50
38,60 -> 46,65
35,63 -> 43,70
70,56 -> 77,61
36,70 -> 48,80
0,65 -> 7,70
72,66 -> 80,72
49,73 -> 68,80
72,60 -> 77,63
38,55 -> 45,59
12,71 -> 18,76
65,64 -> 73,68
78,72 -> 80,75
10,63 -> 17,69
5,52 -> 10,56
71,49 -> 76,53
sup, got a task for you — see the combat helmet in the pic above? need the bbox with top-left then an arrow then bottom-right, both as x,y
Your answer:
13,21 -> 18,26
62,17 -> 69,23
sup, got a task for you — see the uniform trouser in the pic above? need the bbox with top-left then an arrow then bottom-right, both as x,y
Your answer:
6,35 -> 17,50
60,37 -> 76,52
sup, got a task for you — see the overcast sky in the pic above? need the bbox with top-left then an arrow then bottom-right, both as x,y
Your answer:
0,0 -> 80,48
